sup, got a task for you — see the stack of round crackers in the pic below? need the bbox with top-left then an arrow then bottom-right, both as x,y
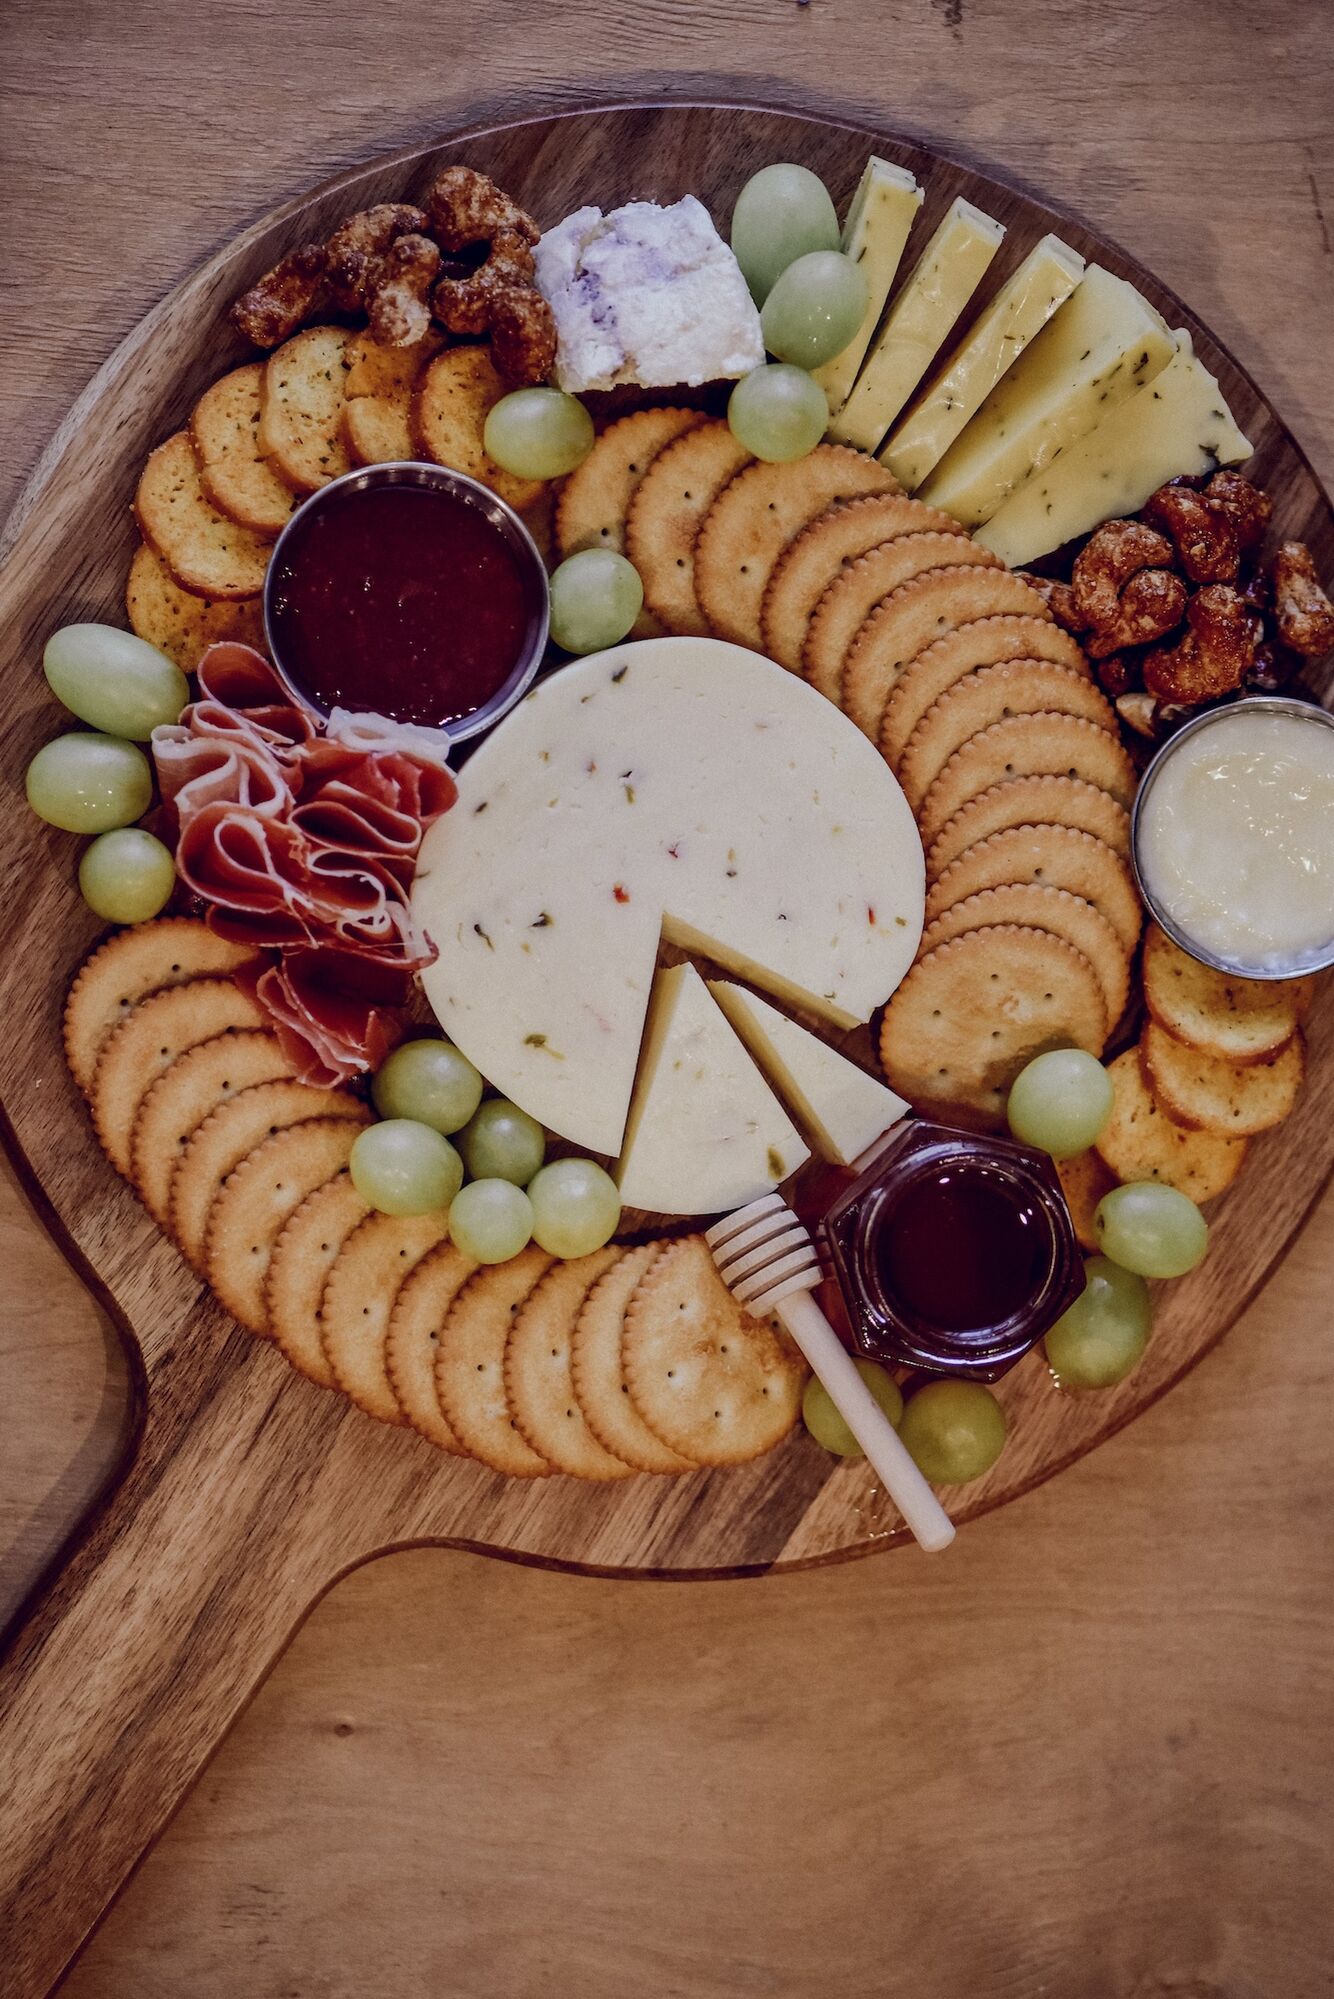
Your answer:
65,919 -> 807,1475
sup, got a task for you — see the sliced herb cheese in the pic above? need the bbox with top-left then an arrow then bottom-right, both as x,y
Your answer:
917,266 -> 1175,528
829,198 -> 1004,453
709,982 -> 909,1165
814,158 -> 923,417
974,331 -> 1253,565
880,235 -> 1086,490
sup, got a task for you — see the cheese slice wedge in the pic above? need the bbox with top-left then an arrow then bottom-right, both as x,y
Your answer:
616,965 -> 808,1214
880,234 -> 1086,491
829,198 -> 1005,453
414,638 -> 924,1156
917,266 -> 1175,528
814,158 -> 923,417
974,331 -> 1253,566
709,982 -> 909,1165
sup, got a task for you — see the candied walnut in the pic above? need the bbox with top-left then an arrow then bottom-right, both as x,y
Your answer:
1204,470 -> 1272,559
232,242 -> 329,348
1071,521 -> 1188,660
489,287 -> 559,386
1142,585 -> 1261,704
1017,571 -> 1087,634
1268,540 -> 1334,659
425,165 -> 541,251
366,233 -> 442,347
1142,483 -> 1239,584
433,228 -> 538,334
1244,637 -> 1304,693
1094,652 -> 1139,699
326,203 -> 430,311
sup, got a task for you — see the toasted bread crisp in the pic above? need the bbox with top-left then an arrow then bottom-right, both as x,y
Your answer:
64,918 -> 257,1095
803,534 -> 1002,706
204,1118 -> 362,1335
899,661 -> 1117,813
321,1210 -> 454,1425
503,1249 -> 635,1479
266,1172 -> 371,1389
257,325 -> 353,494
761,492 -> 964,674
1094,1048 -> 1247,1202
91,978 -> 265,1177
126,543 -> 265,671
130,1027 -> 294,1225
434,1246 -> 555,1476
413,345 -> 545,513
694,446 -> 897,651
879,925 -> 1108,1127
384,1242 -> 479,1451
917,713 -> 1138,851
925,824 -> 1142,956
1141,1020 -> 1305,1135
1141,924 -> 1312,1066
1055,1149 -> 1119,1252
841,567 -> 1049,741
191,363 -> 298,536
621,1237 -> 806,1465
342,327 -> 445,465
571,1242 -> 694,1473
624,420 -> 752,637
882,614 -> 1090,769
919,883 -> 1130,1028
134,431 -> 271,600
925,775 -> 1132,884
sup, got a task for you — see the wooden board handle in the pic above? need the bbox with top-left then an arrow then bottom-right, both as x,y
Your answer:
0,1357 -> 356,1996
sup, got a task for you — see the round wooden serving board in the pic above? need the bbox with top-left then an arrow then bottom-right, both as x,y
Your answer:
0,102 -> 1331,1995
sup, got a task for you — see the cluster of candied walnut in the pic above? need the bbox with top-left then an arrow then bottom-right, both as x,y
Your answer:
231,166 -> 557,385
1022,472 -> 1334,739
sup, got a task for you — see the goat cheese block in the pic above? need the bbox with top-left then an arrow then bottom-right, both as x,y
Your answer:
830,197 -> 1005,453
814,158 -> 923,416
413,637 -> 924,1157
917,265 -> 1176,528
880,235 -> 1085,491
974,331 -> 1253,566
709,982 -> 909,1165
617,965 -> 809,1215
534,197 -> 764,394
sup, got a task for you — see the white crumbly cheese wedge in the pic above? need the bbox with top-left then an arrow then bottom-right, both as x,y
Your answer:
829,199 -> 1005,453
533,197 -> 764,394
880,235 -> 1086,491
916,266 -> 1176,528
708,983 -> 909,1166
974,331 -> 1254,566
616,966 -> 809,1215
813,158 -> 923,416
413,638 -> 924,1157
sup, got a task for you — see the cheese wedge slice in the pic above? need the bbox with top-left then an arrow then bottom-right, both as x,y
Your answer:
414,638 -> 924,1156
917,266 -> 1175,528
814,158 -> 923,417
616,966 -> 808,1214
709,982 -> 909,1165
974,331 -> 1253,566
829,198 -> 1005,453
880,235 -> 1086,490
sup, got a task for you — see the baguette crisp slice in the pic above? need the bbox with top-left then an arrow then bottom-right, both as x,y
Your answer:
133,432 -> 271,600
258,325 -> 353,493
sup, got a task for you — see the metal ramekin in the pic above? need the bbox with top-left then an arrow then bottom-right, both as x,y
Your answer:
263,460 -> 550,744
1130,694 -> 1334,980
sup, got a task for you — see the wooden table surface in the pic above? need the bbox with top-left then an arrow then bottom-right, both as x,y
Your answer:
2,1 -> 1331,1992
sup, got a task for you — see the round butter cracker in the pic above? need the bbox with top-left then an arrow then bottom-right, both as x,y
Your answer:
320,1209 -> 455,1426
385,1242 -> 479,1453
917,712 -> 1138,851
925,824 -> 1142,956
503,1248 -> 635,1479
267,1171 -> 372,1390
925,774 -> 1132,884
841,566 -> 1048,741
130,1027 -> 294,1225
204,1117 -> 363,1336
920,882 -> 1131,1029
881,613 -> 1090,769
65,918 -> 257,1095
899,660 -> 1117,812
625,419 -> 752,637
571,1242 -> 694,1474
91,977 -> 266,1177
434,1247 -> 556,1477
804,534 -> 1002,706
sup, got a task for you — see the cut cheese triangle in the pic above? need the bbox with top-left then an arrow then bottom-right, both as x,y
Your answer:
616,965 -> 809,1215
710,982 -> 909,1165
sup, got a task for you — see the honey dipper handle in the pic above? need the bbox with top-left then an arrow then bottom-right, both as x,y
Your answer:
774,1290 -> 956,1553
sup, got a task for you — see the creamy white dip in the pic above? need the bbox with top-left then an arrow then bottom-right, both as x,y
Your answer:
1136,706 -> 1334,974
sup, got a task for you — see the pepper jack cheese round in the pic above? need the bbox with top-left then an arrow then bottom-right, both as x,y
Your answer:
414,637 -> 925,1156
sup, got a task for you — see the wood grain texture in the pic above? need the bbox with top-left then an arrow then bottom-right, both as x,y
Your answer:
0,7 -> 1328,1991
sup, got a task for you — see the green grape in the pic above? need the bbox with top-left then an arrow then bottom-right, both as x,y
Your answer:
802,1360 -> 904,1456
549,550 -> 644,655
372,1038 -> 483,1135
26,732 -> 153,834
448,1177 -> 534,1264
527,1157 -> 622,1258
484,388 -> 595,481
350,1119 -> 463,1216
1007,1048 -> 1115,1159
728,364 -> 828,463
78,828 -> 176,924
897,1380 -> 1006,1485
1094,1181 -> 1208,1279
1045,1256 -> 1152,1388
730,162 -> 841,304
457,1098 -> 547,1185
760,251 -> 868,370
44,623 -> 188,739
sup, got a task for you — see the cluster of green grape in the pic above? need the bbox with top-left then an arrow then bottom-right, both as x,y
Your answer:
351,1037 -> 622,1264
727,163 -> 866,463
26,625 -> 186,923
803,1363 -> 1007,1487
